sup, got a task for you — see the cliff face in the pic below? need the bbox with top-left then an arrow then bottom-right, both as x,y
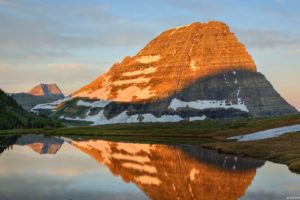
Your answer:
73,21 -> 256,102
71,140 -> 264,200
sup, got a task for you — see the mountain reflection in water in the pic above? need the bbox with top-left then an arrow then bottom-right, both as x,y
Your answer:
0,134 -> 291,200
72,140 -> 263,200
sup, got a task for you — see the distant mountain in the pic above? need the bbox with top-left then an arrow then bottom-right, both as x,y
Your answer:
12,83 -> 64,110
28,83 -> 64,97
0,89 -> 61,130
33,21 -> 298,125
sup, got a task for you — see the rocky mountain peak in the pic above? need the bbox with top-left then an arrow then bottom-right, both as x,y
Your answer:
73,21 -> 256,102
28,83 -> 64,97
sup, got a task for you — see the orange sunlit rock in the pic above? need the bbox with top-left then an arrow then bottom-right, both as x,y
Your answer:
73,21 -> 256,102
28,83 -> 63,96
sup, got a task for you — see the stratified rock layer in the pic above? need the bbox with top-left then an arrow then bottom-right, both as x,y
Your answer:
74,21 -> 256,102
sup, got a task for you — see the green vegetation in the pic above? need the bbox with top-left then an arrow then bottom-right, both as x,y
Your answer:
0,89 -> 62,130
0,113 -> 300,173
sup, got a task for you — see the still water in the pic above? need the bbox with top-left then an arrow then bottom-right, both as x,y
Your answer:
0,134 -> 299,200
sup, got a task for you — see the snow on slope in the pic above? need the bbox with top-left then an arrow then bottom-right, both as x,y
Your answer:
31,97 -> 71,112
62,111 -> 185,125
135,55 -> 161,64
229,124 -> 300,141
123,67 -> 156,76
61,108 -> 207,125
77,100 -> 110,108
168,98 -> 249,112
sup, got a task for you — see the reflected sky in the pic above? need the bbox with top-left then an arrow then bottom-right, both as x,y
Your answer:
0,143 -> 148,200
0,135 -> 299,200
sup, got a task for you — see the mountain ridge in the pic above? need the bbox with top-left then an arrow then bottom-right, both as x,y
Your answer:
32,21 -> 298,124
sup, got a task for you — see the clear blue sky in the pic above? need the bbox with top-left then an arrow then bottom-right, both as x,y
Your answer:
0,0 -> 299,110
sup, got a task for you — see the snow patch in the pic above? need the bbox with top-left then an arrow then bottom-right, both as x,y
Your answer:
122,162 -> 157,174
190,168 -> 199,181
77,100 -> 110,108
135,55 -> 161,64
176,24 -> 191,29
229,124 -> 300,141
123,67 -> 156,76
134,175 -> 161,185
116,86 -> 154,102
31,97 -> 71,112
168,98 -> 249,112
190,60 -> 198,71
75,86 -> 111,99
116,143 -> 154,154
61,110 -> 184,125
112,77 -> 150,86
112,153 -> 151,163
189,116 -> 206,121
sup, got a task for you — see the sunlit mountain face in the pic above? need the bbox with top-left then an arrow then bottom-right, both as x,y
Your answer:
32,21 -> 297,124
73,21 -> 256,102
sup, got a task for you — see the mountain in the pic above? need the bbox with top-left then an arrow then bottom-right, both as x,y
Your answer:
28,83 -> 64,96
12,83 -> 64,110
33,21 -> 297,125
73,21 -> 256,102
0,89 -> 61,130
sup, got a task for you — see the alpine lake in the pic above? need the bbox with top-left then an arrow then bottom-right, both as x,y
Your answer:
0,133 -> 300,200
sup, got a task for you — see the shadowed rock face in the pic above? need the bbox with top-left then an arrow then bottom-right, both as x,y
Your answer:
73,21 -> 256,102
71,140 -> 265,200
57,70 -> 297,123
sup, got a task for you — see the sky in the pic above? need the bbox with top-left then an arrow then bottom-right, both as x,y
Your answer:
0,0 -> 299,110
